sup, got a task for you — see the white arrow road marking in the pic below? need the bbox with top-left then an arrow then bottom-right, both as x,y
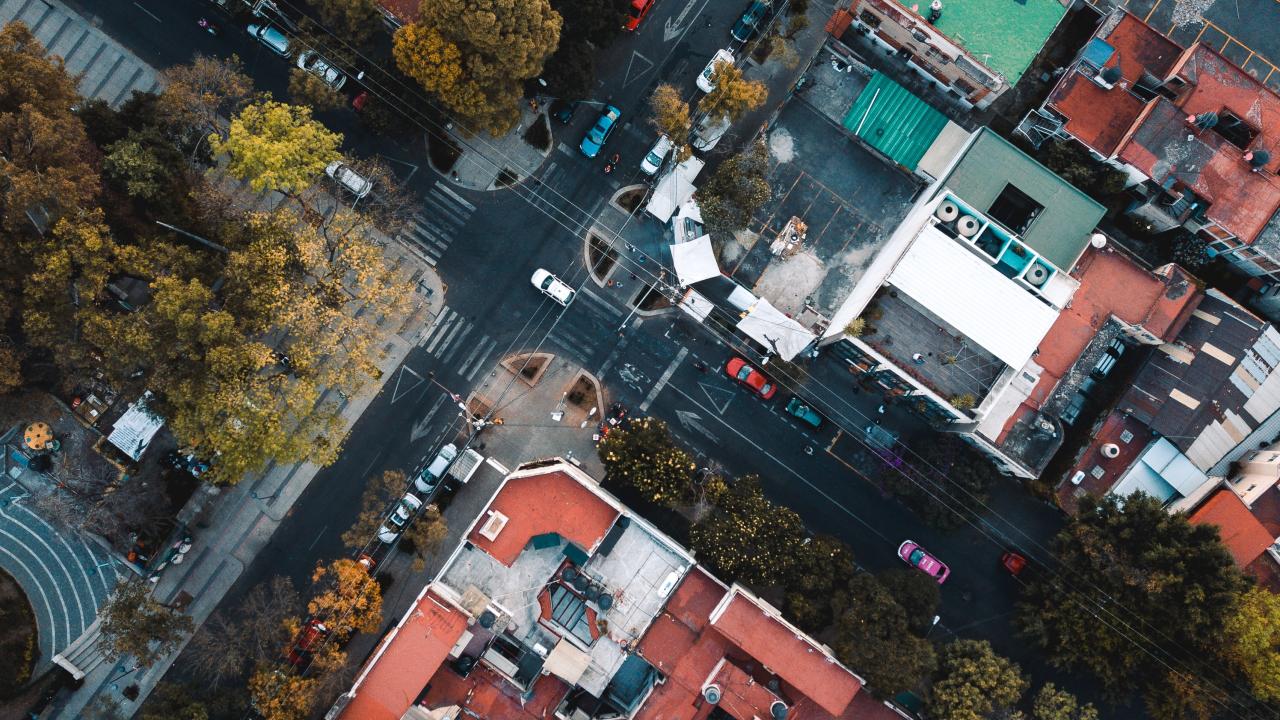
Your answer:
663,0 -> 704,41
675,409 -> 721,444
409,395 -> 448,443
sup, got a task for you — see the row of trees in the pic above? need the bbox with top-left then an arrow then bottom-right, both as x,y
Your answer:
1,24 -> 415,484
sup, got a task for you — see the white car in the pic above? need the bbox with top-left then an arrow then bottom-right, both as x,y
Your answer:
377,492 -> 423,543
247,24 -> 291,58
640,135 -> 673,176
531,269 -> 575,306
325,161 -> 373,199
414,443 -> 457,494
697,49 -> 735,93
692,114 -> 731,152
296,50 -> 346,91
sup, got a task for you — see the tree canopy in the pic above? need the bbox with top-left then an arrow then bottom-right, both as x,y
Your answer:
209,100 -> 342,194
308,558 -> 382,640
829,573 -> 936,698
1031,683 -> 1099,720
698,139 -> 771,237
98,581 -> 195,666
649,84 -> 693,164
598,417 -> 698,507
701,63 -> 768,122
929,639 -> 1028,720
394,0 -> 562,135
1224,586 -> 1280,703
1016,493 -> 1250,718
690,475 -> 805,586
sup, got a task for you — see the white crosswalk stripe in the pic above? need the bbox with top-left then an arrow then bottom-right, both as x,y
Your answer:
397,184 -> 476,266
418,306 -> 499,380
527,162 -> 568,214
543,287 -> 628,366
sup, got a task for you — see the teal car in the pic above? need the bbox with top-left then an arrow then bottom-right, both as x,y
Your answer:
785,397 -> 823,429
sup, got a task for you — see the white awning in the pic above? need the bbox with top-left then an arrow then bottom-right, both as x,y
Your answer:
727,284 -> 758,311
108,391 -> 164,461
646,157 -> 705,223
674,198 -> 703,224
886,225 -> 1059,369
679,289 -> 714,322
736,298 -> 816,361
543,638 -> 591,685
670,235 -> 720,286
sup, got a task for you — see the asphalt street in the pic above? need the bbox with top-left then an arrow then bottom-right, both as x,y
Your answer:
67,0 -> 1110,711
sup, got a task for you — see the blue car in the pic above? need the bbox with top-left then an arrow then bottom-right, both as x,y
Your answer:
731,0 -> 771,42
580,105 -> 622,158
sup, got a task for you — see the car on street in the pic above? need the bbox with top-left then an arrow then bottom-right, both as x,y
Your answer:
414,443 -> 458,494
378,492 -> 423,543
247,23 -> 291,57
898,540 -> 950,583
640,135 -> 673,176
296,50 -> 346,90
784,397 -> 822,429
624,0 -> 657,30
731,0 -> 772,42
580,105 -> 621,158
552,99 -> 580,124
325,161 -> 373,199
697,49 -> 735,93
532,268 -> 576,306
285,618 -> 329,667
726,356 -> 776,399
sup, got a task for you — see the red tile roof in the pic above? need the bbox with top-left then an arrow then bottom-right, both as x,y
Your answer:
416,662 -> 570,720
1056,411 -> 1153,513
467,470 -> 619,566
1190,488 -> 1276,567
711,659 -> 786,720
1045,12 -> 1180,156
340,589 -> 469,720
712,593 -> 862,717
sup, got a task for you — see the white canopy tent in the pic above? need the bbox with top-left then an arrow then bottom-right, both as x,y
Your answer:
679,288 -> 715,322
670,235 -> 720,286
645,156 -> 705,223
736,298 -> 816,362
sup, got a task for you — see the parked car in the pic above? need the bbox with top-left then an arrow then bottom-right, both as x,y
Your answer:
624,0 -> 657,30
532,268 -> 576,306
378,492 -> 424,543
285,618 -> 329,667
580,105 -> 621,158
865,423 -> 904,468
697,49 -> 735,93
784,397 -> 822,429
247,23 -> 291,57
414,443 -> 458,494
731,0 -> 772,42
640,135 -> 673,176
898,540 -> 950,583
296,50 -> 346,90
725,356 -> 776,400
325,161 -> 373,199
692,113 -> 730,152
552,99 -> 580,124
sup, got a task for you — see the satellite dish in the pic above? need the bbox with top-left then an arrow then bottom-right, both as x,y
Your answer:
1090,233 -> 1107,249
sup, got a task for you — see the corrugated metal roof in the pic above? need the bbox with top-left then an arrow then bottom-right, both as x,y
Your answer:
843,73 -> 948,172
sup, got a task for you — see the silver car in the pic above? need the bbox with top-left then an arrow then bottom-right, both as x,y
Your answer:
296,50 -> 346,91
247,24 -> 291,58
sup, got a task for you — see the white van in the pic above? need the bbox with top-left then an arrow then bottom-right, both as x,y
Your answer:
414,443 -> 457,494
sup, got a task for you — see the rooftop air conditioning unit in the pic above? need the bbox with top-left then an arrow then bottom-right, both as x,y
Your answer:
1102,443 -> 1120,459
1071,470 -> 1086,485
703,685 -> 722,704
935,199 -> 960,223
956,215 -> 980,238
1025,262 -> 1051,287
771,700 -> 790,719
1092,65 -> 1122,90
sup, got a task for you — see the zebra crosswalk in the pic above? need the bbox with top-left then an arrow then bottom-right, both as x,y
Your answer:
546,286 -> 627,368
399,183 -> 477,267
418,306 -> 498,382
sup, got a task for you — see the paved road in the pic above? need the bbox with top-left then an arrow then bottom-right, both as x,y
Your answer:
59,0 -> 1114,711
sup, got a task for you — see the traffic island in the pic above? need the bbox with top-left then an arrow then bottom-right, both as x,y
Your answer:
585,228 -> 619,286
610,184 -> 648,216
501,352 -> 553,387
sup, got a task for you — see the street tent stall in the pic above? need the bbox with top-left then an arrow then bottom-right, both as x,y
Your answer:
736,298 -> 816,362
645,156 -> 705,223
108,391 -> 164,461
670,235 -> 720,286
679,288 -> 716,322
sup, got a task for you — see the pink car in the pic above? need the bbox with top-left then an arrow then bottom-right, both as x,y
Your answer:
898,540 -> 950,584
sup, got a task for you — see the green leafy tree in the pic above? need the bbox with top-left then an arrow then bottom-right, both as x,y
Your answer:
401,503 -> 450,571
541,37 -> 596,100
649,84 -> 693,163
208,100 -> 341,195
783,534 -> 857,632
698,139 -> 771,237
138,682 -> 210,720
1224,586 -> 1280,703
98,581 -> 195,667
310,0 -> 384,49
248,666 -> 318,720
1017,493 -> 1249,718
701,62 -> 768,122
930,639 -> 1028,720
877,567 -> 941,636
1031,683 -> 1099,720
690,475 -> 805,585
393,0 -> 562,135
288,68 -> 345,112
103,127 -> 186,202
598,417 -> 697,507
882,434 -> 992,531
0,346 -> 21,393
829,573 -> 936,698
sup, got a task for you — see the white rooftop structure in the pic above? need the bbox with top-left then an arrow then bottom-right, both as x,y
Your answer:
107,391 -> 163,461
736,298 -> 816,362
670,235 -> 720,286
886,224 -> 1060,369
646,157 -> 704,223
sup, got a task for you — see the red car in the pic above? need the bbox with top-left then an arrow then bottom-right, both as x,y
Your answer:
725,357 -> 777,400
898,540 -> 950,584
624,0 -> 656,30
285,618 -> 329,667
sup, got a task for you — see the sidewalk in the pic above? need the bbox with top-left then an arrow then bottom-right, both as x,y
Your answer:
434,105 -> 553,191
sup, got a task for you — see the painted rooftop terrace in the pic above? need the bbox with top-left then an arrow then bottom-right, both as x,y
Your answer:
890,0 -> 1067,84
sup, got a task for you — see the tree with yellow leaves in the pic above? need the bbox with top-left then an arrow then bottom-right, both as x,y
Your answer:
209,100 -> 341,195
248,665 -> 319,720
1224,586 -> 1280,703
394,0 -> 562,135
700,63 -> 768,122
308,558 -> 382,640
649,85 -> 693,164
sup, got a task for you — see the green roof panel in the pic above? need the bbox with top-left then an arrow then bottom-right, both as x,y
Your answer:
843,73 -> 948,171
891,0 -> 1066,84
